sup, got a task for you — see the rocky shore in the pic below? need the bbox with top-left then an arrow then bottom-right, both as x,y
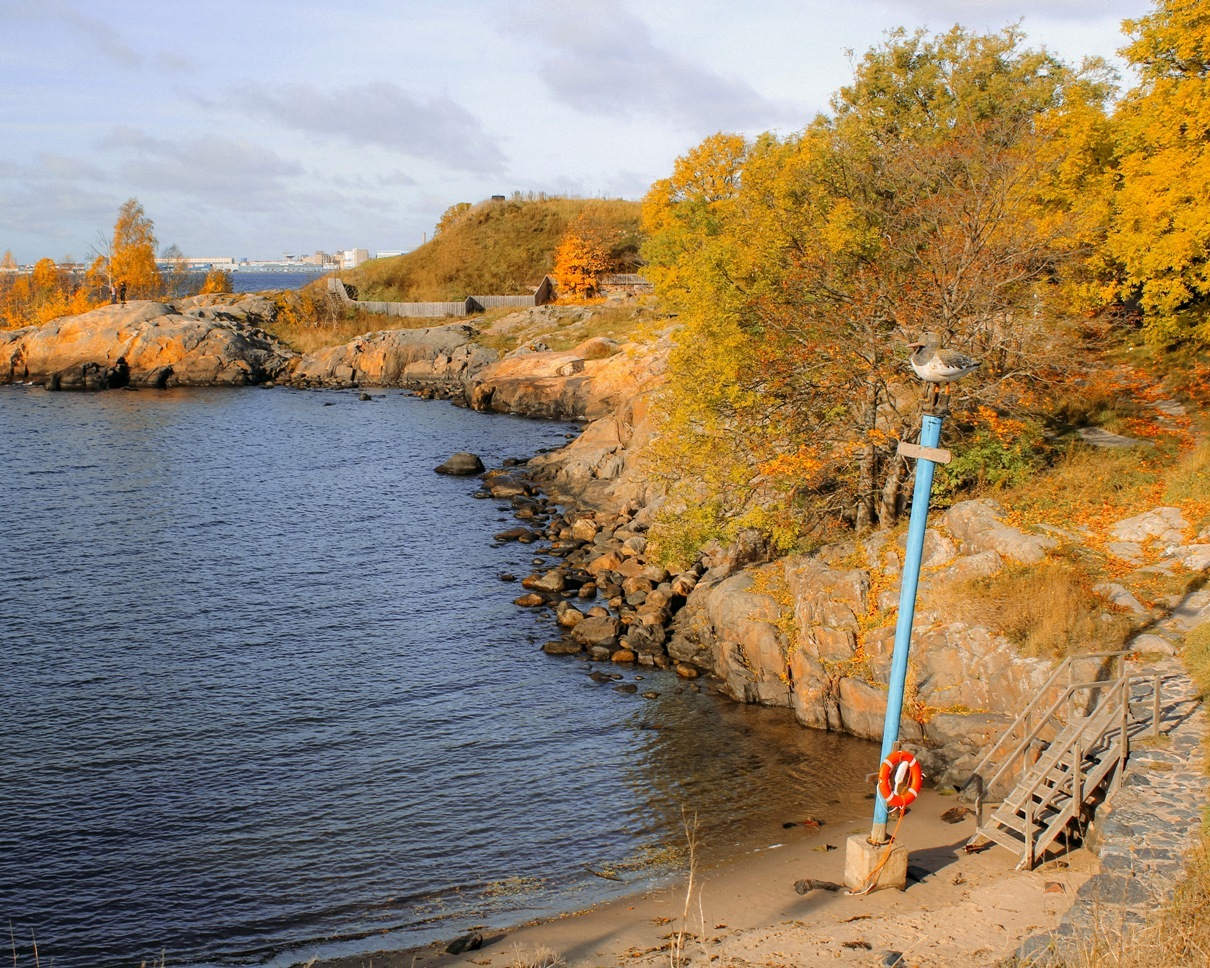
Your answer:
6,294 -> 1208,790
8,293 -> 1209,965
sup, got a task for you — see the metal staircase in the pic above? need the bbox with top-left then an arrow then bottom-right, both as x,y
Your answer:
961,651 -> 1162,870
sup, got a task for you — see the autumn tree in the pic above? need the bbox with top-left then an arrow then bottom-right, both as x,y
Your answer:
1107,0 -> 1210,347
643,27 -> 1113,556
434,202 -> 472,235
90,198 -> 162,300
199,268 -> 233,294
552,216 -> 613,300
0,257 -> 94,328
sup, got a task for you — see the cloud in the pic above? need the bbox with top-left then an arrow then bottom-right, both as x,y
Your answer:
100,126 -> 303,208
0,0 -> 197,72
226,81 -> 507,175
886,0 -> 1142,26
505,0 -> 797,131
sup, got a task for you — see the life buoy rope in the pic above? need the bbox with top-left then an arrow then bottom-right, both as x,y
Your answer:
877,750 -> 924,810
848,751 -> 925,896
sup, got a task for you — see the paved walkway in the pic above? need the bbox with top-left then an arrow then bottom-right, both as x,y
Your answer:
1013,589 -> 1210,965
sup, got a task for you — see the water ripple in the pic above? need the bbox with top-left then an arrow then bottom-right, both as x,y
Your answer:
0,386 -> 879,968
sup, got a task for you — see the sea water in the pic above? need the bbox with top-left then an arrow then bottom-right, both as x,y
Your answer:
0,386 -> 878,967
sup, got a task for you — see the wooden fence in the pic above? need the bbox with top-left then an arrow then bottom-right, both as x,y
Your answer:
328,276 -> 554,318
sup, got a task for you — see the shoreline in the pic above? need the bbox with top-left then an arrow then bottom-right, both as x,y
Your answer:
308,787 -> 1093,968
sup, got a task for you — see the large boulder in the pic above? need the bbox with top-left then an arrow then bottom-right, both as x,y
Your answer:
434,453 -> 485,476
291,323 -> 496,388
943,499 -> 1058,564
468,336 -> 668,422
1110,507 -> 1189,546
0,297 -> 297,389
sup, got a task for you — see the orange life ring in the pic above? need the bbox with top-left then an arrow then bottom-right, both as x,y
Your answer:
877,750 -> 924,809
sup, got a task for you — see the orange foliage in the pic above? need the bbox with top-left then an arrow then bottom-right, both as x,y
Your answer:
0,258 -> 102,329
552,217 -> 612,301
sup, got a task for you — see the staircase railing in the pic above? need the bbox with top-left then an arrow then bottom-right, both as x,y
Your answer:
962,650 -> 1162,864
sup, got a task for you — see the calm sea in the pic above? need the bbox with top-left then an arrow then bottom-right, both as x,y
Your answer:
0,386 -> 878,968
227,270 -> 326,294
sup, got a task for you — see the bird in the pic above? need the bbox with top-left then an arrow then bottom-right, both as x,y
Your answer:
907,334 -> 982,384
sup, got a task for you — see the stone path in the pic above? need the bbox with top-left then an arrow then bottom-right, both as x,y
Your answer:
1012,589 -> 1210,965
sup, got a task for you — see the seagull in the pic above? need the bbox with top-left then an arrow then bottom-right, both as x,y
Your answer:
907,335 -> 982,384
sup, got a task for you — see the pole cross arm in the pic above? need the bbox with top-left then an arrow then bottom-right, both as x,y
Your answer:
897,440 -> 951,464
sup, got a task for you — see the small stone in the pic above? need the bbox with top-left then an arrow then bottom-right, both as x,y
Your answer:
434,452 -> 484,476
675,662 -> 700,679
446,932 -> 482,954
514,592 -> 547,607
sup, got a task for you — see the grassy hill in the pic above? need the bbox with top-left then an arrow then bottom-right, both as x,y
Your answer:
342,195 -> 644,302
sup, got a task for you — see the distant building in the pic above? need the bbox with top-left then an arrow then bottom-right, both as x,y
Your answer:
158,256 -> 236,270
340,248 -> 370,269
375,250 -> 405,259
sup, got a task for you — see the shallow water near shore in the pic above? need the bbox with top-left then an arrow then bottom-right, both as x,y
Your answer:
0,386 -> 879,968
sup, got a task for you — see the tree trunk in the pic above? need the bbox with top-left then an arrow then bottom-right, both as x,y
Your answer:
854,384 -> 878,531
877,451 -> 907,527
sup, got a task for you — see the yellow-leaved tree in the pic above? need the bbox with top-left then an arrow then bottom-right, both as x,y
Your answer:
200,268 -> 233,294
90,198 -> 162,301
1107,0 -> 1210,347
643,27 -> 1114,559
0,258 -> 94,328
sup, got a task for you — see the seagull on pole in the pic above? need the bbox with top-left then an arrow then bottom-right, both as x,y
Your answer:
908,334 -> 982,384
907,334 -> 981,412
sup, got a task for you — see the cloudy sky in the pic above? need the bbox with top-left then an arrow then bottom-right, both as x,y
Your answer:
1,0 -> 1151,263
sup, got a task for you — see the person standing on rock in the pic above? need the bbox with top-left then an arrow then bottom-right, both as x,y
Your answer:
119,282 -> 127,306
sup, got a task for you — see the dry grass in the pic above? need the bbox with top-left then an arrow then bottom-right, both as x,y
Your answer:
476,303 -> 659,356
342,196 -> 643,303
1185,623 -> 1210,700
670,810 -> 701,968
505,943 -> 566,968
930,556 -> 1136,659
1067,836 -> 1210,967
262,312 -> 428,355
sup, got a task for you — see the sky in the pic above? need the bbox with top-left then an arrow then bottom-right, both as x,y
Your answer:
1,0 -> 1154,264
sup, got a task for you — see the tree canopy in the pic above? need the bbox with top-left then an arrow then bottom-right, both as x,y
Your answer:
642,26 -> 1114,556
1107,0 -> 1210,346
106,198 -> 162,299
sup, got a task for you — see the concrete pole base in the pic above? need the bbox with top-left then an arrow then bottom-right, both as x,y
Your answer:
844,834 -> 908,892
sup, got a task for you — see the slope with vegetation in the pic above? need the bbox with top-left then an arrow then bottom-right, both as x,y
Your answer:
339,194 -> 643,303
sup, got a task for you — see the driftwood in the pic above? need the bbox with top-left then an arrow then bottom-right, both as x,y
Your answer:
794,878 -> 845,894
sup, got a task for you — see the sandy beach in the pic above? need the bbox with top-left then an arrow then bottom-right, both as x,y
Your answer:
313,789 -> 1093,968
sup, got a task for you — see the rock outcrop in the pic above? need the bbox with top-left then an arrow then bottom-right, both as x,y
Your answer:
1,296 -> 297,390
291,323 -> 497,392
467,335 -> 668,422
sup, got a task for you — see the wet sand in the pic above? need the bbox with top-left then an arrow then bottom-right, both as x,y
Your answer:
311,789 -> 1092,968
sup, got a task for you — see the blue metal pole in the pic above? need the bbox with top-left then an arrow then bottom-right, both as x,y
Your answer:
871,411 -> 943,843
